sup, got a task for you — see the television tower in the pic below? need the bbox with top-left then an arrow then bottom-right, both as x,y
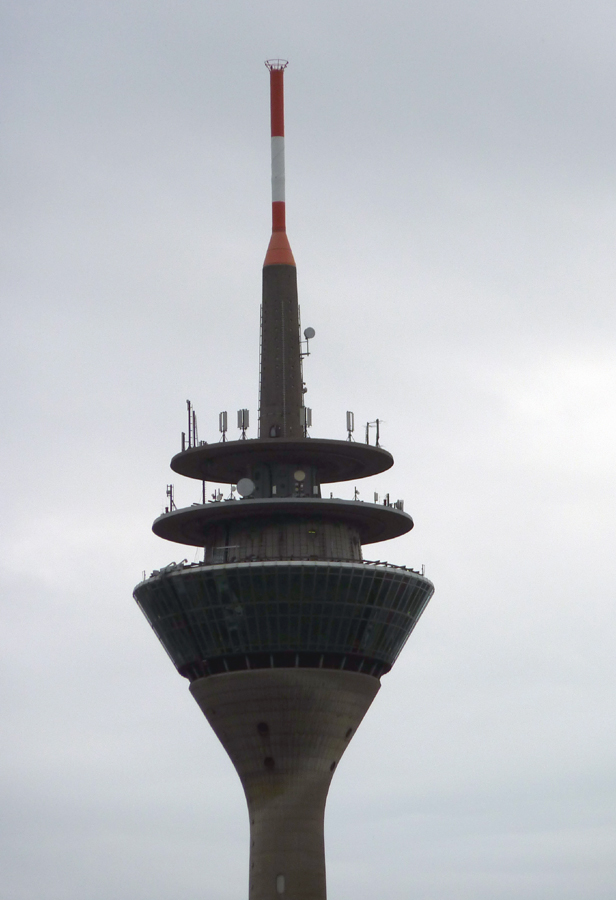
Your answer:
134,60 -> 435,900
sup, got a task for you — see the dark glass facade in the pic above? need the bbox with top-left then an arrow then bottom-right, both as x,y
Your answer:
202,520 -> 362,564
134,560 -> 434,680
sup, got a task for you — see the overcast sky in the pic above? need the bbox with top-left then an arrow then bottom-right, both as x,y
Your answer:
1,1 -> 616,898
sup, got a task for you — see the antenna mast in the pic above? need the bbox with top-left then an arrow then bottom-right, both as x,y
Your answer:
259,60 -> 303,439
263,59 -> 294,267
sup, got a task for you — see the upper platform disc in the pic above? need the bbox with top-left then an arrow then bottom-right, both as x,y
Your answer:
152,496 -> 413,546
170,438 -> 394,485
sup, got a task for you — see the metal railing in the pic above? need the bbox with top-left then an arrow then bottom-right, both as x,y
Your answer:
144,556 -> 426,582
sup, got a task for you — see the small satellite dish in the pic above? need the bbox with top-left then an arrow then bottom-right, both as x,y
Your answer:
236,477 -> 256,498
304,327 -> 315,340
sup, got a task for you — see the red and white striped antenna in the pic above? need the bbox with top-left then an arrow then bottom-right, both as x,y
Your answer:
264,59 -> 295,266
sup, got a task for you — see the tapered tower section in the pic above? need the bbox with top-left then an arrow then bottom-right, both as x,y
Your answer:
134,60 -> 434,900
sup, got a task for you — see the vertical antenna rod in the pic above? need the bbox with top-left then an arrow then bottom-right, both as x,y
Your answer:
264,59 -> 295,267
270,61 -> 286,236
260,60 -> 303,439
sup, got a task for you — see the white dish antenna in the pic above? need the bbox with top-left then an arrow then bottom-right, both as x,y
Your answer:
236,477 -> 256,498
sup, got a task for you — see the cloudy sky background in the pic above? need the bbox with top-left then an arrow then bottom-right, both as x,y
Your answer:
2,1 -> 616,897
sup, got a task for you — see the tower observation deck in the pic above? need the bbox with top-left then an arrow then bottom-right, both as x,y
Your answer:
134,60 -> 435,900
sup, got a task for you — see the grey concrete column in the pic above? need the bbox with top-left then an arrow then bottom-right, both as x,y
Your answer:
190,668 -> 380,900
260,264 -> 304,439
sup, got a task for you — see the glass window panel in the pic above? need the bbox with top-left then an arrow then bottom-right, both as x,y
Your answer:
135,564 -> 435,667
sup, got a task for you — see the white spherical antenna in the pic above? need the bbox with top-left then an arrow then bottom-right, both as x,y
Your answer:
304,327 -> 315,340
236,477 -> 256,498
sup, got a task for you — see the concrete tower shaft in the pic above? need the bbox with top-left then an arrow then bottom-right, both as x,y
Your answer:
260,264 -> 304,440
191,669 -> 379,900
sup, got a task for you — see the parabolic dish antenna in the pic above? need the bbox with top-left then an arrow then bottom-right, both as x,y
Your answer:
304,327 -> 315,340
236,477 -> 256,498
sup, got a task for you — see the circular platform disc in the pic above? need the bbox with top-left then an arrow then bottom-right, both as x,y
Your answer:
153,496 -> 413,546
170,438 -> 394,485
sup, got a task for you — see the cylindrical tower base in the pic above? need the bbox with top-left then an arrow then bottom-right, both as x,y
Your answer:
190,668 -> 380,900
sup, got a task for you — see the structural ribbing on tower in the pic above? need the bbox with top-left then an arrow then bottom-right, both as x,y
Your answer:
134,60 -> 435,900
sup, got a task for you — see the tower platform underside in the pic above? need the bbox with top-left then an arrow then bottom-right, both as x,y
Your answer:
153,496 -> 414,547
170,437 -> 394,484
134,560 -> 434,681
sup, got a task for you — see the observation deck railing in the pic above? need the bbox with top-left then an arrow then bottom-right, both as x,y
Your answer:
142,556 -> 425,583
